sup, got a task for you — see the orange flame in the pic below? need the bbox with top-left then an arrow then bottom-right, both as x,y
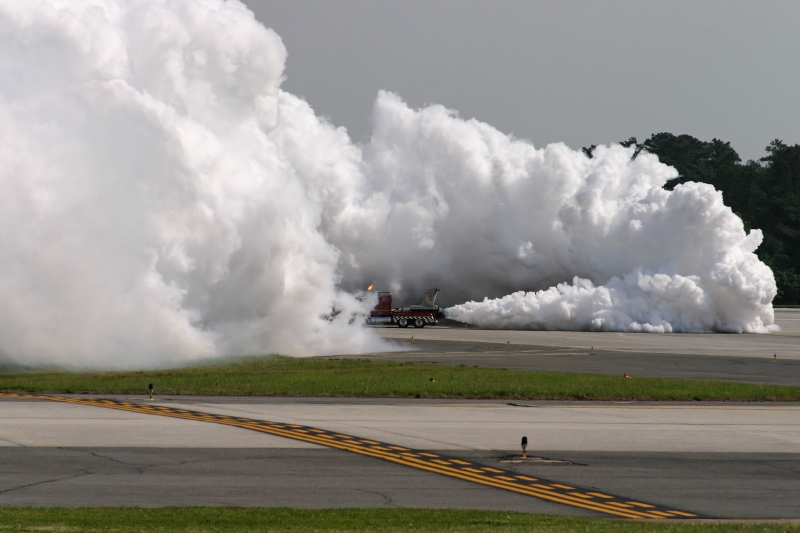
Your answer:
367,285 -> 374,291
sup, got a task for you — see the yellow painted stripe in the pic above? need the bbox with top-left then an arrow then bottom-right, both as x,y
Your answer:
203,421 -> 659,519
232,427 -> 648,517
0,393 -> 695,519
343,451 -> 653,519
89,404 -> 662,518
627,501 -> 655,508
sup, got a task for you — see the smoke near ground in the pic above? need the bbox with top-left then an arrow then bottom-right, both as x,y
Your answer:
0,1 -> 776,367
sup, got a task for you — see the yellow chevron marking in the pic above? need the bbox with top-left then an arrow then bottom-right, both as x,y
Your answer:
0,392 -> 702,520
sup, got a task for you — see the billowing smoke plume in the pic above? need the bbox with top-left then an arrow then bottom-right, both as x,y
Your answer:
0,0 -> 776,367
0,0 -> 383,366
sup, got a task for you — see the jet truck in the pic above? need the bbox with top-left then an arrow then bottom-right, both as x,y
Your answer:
367,288 -> 444,328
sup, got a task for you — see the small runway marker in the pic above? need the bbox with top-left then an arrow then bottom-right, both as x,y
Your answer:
0,392 -> 704,519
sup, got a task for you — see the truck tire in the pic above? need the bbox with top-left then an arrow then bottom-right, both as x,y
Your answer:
413,318 -> 425,328
397,318 -> 409,328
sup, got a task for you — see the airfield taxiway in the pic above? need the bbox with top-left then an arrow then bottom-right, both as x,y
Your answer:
1,310 -> 799,518
380,308 -> 800,359
358,308 -> 800,385
1,396 -> 798,518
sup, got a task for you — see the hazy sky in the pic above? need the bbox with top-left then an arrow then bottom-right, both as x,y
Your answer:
243,0 -> 799,161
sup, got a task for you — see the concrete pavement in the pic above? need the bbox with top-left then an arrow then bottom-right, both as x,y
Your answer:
342,338 -> 800,385
375,308 -> 800,360
5,398 -> 799,453
156,399 -> 800,453
1,397 -> 798,518
2,311 -> 799,517
343,309 -> 800,385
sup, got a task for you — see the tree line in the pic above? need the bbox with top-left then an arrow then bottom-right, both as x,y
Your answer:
583,134 -> 800,305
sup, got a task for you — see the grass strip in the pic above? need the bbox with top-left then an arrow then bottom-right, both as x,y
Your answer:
0,508 -> 797,533
1,357 -> 799,401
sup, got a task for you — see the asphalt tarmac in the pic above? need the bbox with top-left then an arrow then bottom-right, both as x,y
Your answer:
0,447 -> 593,515
350,309 -> 800,385
1,447 -> 797,519
376,308 -> 800,360
2,310 -> 799,517
345,338 -> 800,385
1,397 -> 798,518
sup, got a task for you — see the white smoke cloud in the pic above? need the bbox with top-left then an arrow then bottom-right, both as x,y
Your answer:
0,0 -> 776,367
0,0 -> 385,367
339,93 -> 774,333
446,270 -> 774,333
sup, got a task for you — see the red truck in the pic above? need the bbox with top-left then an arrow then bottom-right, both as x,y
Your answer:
367,288 -> 444,328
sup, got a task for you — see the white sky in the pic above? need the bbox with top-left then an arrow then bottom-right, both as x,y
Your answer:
244,0 -> 799,161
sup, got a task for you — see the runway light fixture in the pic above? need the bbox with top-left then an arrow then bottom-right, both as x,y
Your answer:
521,436 -> 528,458
148,383 -> 154,400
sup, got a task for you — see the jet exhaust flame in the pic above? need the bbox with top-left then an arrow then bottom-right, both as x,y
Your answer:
0,0 -> 776,368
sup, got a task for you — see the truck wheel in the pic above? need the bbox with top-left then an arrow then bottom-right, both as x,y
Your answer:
397,318 -> 409,328
413,318 -> 425,328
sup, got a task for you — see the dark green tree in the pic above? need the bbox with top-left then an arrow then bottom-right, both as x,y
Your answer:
585,133 -> 800,304
751,141 -> 800,303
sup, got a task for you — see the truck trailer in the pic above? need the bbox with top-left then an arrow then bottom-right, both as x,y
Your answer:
366,288 -> 444,328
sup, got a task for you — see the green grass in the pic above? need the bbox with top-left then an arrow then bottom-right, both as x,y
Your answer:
0,508 -> 796,533
1,356 -> 799,401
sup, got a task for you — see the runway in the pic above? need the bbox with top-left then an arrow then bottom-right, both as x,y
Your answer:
2,310 -> 799,517
1,395 -> 798,518
378,308 -> 800,359
354,309 -> 800,385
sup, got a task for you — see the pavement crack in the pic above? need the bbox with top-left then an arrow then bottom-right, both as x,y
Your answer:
58,448 -> 223,473
356,488 -> 395,507
0,471 -> 92,495
57,448 -> 153,474
59,447 -> 129,465
762,461 -> 800,475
